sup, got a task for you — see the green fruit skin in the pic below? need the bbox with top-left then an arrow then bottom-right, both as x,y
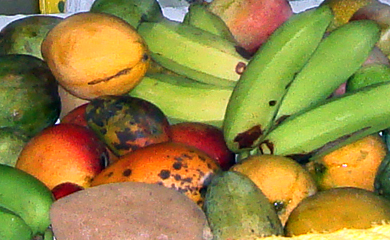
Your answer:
346,63 -> 390,92
0,164 -> 55,237
204,171 -> 283,239
0,15 -> 63,59
0,206 -> 33,240
0,54 -> 61,138
90,0 -> 164,29
0,127 -> 29,166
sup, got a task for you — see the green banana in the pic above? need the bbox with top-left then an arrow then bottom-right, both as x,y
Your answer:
223,6 -> 333,153
346,63 -> 390,92
129,73 -> 232,128
0,206 -> 32,240
137,18 -> 249,88
0,164 -> 54,237
259,81 -> 390,161
274,20 -> 381,123
183,2 -> 236,43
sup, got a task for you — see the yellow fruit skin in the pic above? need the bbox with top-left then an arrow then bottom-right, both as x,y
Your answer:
285,187 -> 390,237
321,0 -> 375,31
231,154 -> 317,226
41,12 -> 150,100
306,134 -> 387,192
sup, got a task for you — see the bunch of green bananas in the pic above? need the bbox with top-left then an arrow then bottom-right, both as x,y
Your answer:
129,3 -> 247,128
129,3 -> 388,162
223,5 -> 386,161
0,164 -> 54,240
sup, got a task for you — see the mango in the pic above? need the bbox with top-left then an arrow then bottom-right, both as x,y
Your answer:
204,171 -> 283,239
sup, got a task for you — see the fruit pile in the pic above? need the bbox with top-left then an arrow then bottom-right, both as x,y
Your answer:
2,0 -> 390,239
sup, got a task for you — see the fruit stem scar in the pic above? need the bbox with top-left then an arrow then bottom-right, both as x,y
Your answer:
88,67 -> 133,85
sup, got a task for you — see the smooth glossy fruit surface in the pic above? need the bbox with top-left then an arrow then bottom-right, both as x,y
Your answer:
16,123 -> 109,189
51,182 -> 84,200
41,12 -> 150,100
0,54 -> 60,137
85,95 -> 171,157
231,154 -> 317,226
90,0 -> 164,29
170,122 -> 235,171
207,0 -> 293,54
204,171 -> 283,238
0,128 -> 29,167
60,103 -> 89,127
0,15 -> 63,59
285,187 -> 390,236
306,134 -> 387,191
91,142 -> 221,206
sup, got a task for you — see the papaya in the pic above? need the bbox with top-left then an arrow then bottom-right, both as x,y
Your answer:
89,0 -> 164,29
0,54 -> 61,137
0,15 -> 63,59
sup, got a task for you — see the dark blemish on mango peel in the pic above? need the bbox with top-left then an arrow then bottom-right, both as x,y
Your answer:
105,172 -> 114,178
158,170 -> 171,180
88,68 -> 133,85
122,169 -> 132,177
173,162 -> 182,170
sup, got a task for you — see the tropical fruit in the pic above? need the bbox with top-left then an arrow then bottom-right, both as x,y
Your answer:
285,187 -> 390,236
0,54 -> 60,137
306,134 -> 387,191
85,95 -> 171,157
41,12 -> 150,100
231,154 -> 317,226
320,0 -> 375,31
89,0 -> 164,29
0,15 -> 63,59
204,171 -> 284,239
91,142 -> 221,206
0,127 -> 29,167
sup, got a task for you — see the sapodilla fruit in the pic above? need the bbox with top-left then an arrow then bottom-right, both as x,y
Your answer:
41,12 -> 150,100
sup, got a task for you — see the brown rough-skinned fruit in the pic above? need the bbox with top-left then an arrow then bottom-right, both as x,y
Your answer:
50,182 -> 213,240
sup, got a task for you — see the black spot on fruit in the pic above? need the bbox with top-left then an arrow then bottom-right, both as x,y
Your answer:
173,162 -> 182,170
158,170 -> 171,180
122,169 -> 132,177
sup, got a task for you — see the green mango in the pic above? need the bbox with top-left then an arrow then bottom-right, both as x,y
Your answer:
0,15 -> 63,59
90,0 -> 164,29
0,127 -> 29,167
203,171 -> 283,239
0,54 -> 61,137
